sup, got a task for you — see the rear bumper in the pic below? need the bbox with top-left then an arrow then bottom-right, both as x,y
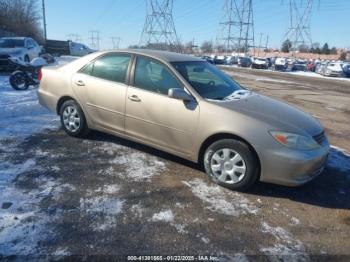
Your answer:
37,88 -> 58,113
258,138 -> 330,187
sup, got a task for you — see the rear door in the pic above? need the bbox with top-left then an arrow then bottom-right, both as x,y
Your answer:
72,53 -> 132,134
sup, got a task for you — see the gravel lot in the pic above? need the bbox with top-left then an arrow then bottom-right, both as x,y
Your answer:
0,66 -> 349,261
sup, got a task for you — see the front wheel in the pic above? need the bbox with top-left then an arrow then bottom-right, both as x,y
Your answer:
203,139 -> 259,191
59,100 -> 90,137
9,71 -> 29,90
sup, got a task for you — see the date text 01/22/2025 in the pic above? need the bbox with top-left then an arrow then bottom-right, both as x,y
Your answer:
127,255 -> 220,261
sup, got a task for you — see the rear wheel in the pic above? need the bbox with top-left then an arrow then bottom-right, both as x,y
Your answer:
203,139 -> 259,191
9,71 -> 29,90
59,100 -> 89,137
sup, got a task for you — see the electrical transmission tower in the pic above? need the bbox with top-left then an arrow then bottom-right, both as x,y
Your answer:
139,0 -> 180,50
283,0 -> 315,50
67,33 -> 82,43
111,37 -> 121,49
217,0 -> 254,54
89,30 -> 101,50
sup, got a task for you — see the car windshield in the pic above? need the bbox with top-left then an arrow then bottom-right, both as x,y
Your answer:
171,61 -> 242,100
0,39 -> 24,48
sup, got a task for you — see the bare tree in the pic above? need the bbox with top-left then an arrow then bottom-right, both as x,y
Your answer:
201,41 -> 213,53
0,0 -> 44,42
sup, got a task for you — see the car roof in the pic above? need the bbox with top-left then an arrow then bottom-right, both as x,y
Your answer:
99,49 -> 204,63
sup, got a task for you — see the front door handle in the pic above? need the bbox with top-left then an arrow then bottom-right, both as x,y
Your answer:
75,80 -> 85,86
128,95 -> 141,102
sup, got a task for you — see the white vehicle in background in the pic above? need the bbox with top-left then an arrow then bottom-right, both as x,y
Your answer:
274,57 -> 288,71
251,57 -> 268,69
0,37 -> 42,70
70,42 -> 96,57
322,62 -> 344,77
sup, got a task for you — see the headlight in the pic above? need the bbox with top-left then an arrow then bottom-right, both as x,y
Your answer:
269,131 -> 320,151
326,69 -> 331,74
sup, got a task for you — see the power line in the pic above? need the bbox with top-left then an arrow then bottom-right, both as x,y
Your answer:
139,0 -> 180,50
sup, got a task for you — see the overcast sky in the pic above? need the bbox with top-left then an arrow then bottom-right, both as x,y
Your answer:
44,0 -> 350,50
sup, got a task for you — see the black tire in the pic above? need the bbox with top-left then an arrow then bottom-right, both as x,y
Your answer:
203,139 -> 259,191
9,71 -> 30,90
59,100 -> 90,137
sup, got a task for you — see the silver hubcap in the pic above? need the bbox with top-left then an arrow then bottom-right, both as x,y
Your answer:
210,148 -> 247,184
62,105 -> 80,132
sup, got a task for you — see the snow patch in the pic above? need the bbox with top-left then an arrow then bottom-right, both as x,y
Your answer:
0,75 -> 59,141
0,174 -> 67,255
260,222 -> 308,261
151,209 -> 174,223
0,159 -> 36,190
288,71 -> 350,82
183,179 -> 258,216
79,195 -> 124,231
109,151 -> 166,181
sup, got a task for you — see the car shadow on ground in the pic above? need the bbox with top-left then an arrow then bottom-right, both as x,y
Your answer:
86,131 -> 350,211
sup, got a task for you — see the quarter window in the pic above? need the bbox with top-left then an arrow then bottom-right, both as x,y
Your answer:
89,54 -> 131,83
134,56 -> 182,95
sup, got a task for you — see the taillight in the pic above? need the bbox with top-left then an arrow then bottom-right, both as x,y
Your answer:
38,69 -> 43,81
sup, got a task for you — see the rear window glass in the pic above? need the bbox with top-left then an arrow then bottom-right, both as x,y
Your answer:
83,54 -> 131,83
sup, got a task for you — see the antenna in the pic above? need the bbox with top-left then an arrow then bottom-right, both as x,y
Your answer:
217,0 -> 254,55
139,0 -> 180,51
282,0 -> 316,50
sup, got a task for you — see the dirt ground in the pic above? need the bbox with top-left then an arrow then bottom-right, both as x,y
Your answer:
0,68 -> 349,261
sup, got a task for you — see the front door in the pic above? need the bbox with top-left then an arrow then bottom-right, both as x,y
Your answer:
72,53 -> 132,133
125,56 -> 199,157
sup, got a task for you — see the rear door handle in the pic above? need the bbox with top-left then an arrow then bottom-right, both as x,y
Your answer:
75,80 -> 85,86
128,95 -> 141,102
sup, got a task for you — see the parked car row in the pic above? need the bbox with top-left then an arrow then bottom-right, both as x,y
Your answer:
201,54 -> 350,78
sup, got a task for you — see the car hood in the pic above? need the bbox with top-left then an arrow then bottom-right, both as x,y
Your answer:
0,47 -> 25,55
213,92 -> 323,136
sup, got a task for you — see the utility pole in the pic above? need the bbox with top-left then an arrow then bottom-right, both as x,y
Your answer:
111,37 -> 121,49
89,30 -> 100,50
217,0 -> 254,55
257,33 -> 263,56
42,0 -> 47,41
140,0 -> 180,51
282,0 -> 317,51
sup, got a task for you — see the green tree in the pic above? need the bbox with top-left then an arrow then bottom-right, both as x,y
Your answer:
322,43 -> 330,55
281,39 -> 292,53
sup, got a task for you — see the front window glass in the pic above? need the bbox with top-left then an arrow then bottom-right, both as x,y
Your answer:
0,39 -> 24,48
134,56 -> 182,95
171,61 -> 242,100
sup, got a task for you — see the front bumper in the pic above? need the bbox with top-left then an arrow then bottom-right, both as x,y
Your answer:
258,137 -> 330,187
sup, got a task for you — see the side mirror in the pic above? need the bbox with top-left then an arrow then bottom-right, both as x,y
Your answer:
168,88 -> 193,101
